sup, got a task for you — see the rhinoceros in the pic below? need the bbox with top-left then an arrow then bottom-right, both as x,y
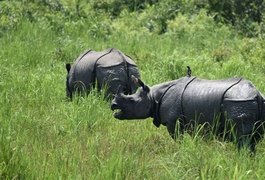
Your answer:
111,76 -> 265,151
66,48 -> 140,99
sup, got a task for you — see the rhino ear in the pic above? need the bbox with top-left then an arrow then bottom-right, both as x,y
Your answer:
139,80 -> 150,92
131,75 -> 150,92
66,63 -> 71,74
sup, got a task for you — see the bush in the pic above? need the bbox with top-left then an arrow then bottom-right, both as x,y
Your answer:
92,0 -> 158,17
206,0 -> 265,37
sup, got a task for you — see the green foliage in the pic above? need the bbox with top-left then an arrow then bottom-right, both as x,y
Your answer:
1,0 -> 265,179
206,0 -> 265,37
1,0 -> 264,37
92,0 -> 158,17
0,0 -> 67,36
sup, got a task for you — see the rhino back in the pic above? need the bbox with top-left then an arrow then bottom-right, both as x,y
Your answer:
182,77 -> 242,125
97,48 -> 137,67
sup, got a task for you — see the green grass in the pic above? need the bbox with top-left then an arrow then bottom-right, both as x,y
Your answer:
1,3 -> 265,179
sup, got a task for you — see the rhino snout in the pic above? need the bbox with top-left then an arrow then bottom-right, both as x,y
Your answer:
111,101 -> 125,119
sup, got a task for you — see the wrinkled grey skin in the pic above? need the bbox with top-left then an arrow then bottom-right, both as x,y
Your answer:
111,76 -> 265,152
66,48 -> 140,99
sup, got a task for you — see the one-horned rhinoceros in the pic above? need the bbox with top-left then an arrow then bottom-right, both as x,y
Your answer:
111,76 -> 265,152
66,48 -> 140,99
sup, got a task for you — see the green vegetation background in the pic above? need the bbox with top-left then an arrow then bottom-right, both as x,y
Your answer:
1,0 -> 265,179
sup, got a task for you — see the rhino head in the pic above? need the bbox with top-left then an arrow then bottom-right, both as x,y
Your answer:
111,76 -> 152,120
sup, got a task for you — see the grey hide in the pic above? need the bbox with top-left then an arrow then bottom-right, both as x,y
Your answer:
111,76 -> 265,152
66,48 -> 140,99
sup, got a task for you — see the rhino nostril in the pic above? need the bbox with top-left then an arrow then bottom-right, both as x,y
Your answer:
111,103 -> 119,111
123,90 -> 129,95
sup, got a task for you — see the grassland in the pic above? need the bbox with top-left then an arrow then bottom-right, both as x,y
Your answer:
1,1 -> 265,179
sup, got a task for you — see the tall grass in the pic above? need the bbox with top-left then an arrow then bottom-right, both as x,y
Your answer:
1,2 -> 265,179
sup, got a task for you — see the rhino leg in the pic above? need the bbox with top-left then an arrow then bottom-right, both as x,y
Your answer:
66,63 -> 73,100
166,118 -> 185,139
66,89 -> 73,100
166,122 -> 176,139
236,134 -> 256,154
237,120 -> 264,154
66,79 -> 72,100
222,98 -> 263,153
233,118 -> 265,154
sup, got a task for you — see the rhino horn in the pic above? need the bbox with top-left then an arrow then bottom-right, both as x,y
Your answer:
66,63 -> 71,74
131,75 -> 150,92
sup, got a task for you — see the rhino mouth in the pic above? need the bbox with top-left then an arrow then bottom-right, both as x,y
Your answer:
111,103 -> 124,119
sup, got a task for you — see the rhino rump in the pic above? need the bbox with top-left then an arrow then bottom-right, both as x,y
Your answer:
66,48 -> 140,97
96,64 -> 140,95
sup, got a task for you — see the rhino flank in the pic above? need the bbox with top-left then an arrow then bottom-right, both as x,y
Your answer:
111,76 -> 265,152
66,48 -> 140,99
